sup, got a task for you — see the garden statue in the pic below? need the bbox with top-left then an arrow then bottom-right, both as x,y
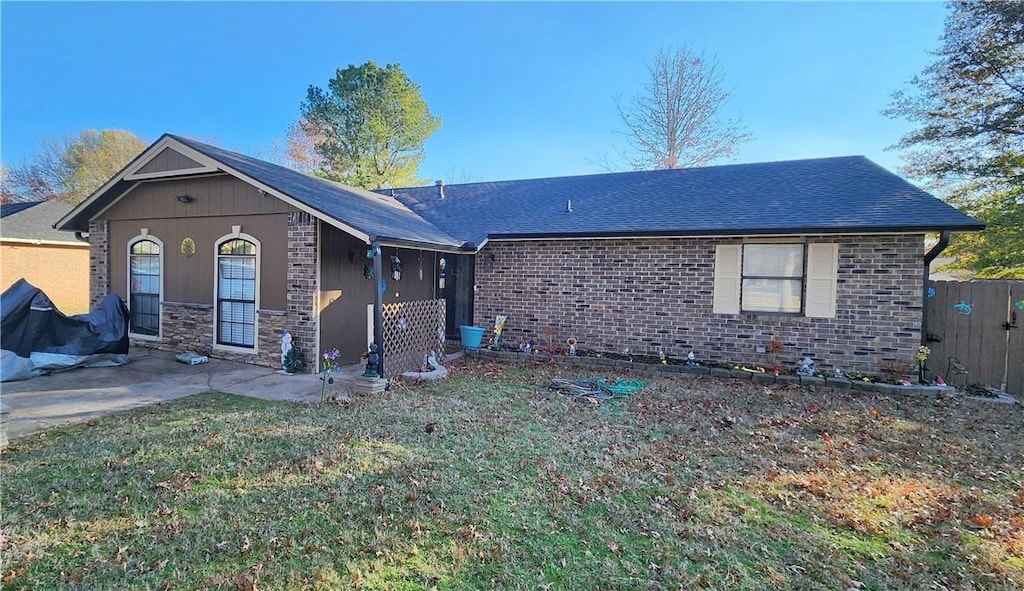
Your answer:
363,343 -> 381,378
567,337 -> 577,356
281,332 -> 293,370
796,357 -> 815,377
686,351 -> 697,366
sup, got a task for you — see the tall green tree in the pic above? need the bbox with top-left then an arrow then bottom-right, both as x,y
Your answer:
300,61 -> 441,189
4,129 -> 147,204
885,1 -> 1024,278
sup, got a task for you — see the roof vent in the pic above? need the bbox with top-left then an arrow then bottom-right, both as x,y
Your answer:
436,180 -> 445,200
566,199 -> 573,213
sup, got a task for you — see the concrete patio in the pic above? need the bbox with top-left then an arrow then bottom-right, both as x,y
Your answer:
0,348 -> 365,446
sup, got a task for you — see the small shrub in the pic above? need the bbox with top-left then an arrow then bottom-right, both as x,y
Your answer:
879,358 -> 915,384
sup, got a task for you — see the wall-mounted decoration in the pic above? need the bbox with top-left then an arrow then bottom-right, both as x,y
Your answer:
953,301 -> 973,316
927,287 -> 936,298
363,263 -> 374,279
1015,299 -> 1024,311
180,237 -> 196,257
418,253 -> 424,282
380,278 -> 388,295
391,254 -> 402,281
438,257 -> 447,289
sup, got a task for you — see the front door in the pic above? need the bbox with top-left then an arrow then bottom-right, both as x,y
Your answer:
441,254 -> 474,339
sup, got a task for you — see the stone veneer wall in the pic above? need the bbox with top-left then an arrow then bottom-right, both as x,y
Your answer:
89,220 -> 110,309
126,212 -> 320,371
159,303 -> 214,355
472,234 -> 924,374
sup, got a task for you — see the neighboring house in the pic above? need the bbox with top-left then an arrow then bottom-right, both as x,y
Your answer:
57,134 -> 983,377
1,200 -> 90,314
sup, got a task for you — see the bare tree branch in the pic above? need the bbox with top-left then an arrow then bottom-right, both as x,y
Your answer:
612,46 -> 751,171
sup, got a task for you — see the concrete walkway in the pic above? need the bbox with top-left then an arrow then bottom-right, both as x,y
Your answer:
0,349 -> 364,446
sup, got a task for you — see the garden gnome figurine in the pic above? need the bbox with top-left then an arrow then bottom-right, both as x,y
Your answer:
797,357 -> 815,377
686,351 -> 697,366
281,332 -> 293,370
363,342 -> 381,378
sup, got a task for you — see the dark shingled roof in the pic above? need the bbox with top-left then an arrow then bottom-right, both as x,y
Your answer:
169,136 -> 465,249
1,200 -> 84,244
57,133 -> 982,250
389,156 -> 983,246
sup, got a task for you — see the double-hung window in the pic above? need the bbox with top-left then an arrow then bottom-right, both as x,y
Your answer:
216,238 -> 257,348
713,242 -> 838,318
741,244 -> 805,314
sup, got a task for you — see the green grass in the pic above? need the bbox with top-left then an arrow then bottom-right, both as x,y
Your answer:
2,360 -> 1022,590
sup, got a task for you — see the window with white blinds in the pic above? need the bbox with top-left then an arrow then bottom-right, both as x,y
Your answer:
217,239 -> 257,348
741,244 -> 805,314
713,242 -> 838,318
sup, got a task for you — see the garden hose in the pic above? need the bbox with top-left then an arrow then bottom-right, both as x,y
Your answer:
547,377 -> 645,403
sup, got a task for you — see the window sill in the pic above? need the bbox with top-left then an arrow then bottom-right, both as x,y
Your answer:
129,333 -> 161,342
214,343 -> 258,355
739,311 -> 804,318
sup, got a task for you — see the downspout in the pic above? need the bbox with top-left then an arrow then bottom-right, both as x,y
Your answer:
921,230 -> 951,345
371,238 -> 385,380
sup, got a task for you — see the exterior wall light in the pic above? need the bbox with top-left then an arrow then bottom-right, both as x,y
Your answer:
175,195 -> 194,203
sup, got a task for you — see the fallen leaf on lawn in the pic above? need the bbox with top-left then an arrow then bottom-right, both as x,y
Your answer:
234,573 -> 258,591
969,514 -> 994,528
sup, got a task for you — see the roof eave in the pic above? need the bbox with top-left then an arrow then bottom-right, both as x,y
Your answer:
374,235 -> 471,253
55,134 -> 176,232
485,223 -> 987,241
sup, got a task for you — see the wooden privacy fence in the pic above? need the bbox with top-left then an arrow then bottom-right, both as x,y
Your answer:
381,299 -> 446,380
925,280 -> 1024,395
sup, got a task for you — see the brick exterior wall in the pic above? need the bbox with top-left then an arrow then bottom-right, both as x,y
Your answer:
472,234 -> 924,374
89,220 -> 110,309
1,242 -> 90,314
285,212 -> 318,364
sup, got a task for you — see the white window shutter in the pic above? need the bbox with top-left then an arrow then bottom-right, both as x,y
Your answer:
713,244 -> 742,314
805,243 -> 839,318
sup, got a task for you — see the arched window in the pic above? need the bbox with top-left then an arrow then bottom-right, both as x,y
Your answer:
216,237 -> 258,348
128,237 -> 162,337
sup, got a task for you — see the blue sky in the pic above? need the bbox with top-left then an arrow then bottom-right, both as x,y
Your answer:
1,2 -> 947,184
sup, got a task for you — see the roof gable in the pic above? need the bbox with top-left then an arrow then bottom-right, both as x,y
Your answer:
133,147 -> 205,176
56,134 -> 465,251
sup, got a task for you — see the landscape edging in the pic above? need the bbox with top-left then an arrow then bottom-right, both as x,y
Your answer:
465,349 -> 959,399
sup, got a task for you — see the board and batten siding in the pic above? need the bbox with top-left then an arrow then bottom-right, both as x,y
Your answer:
103,175 -> 292,221
135,148 -> 204,175
103,175 -> 292,310
319,225 -> 440,362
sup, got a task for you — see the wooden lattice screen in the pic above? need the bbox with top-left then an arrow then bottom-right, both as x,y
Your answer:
381,299 -> 446,380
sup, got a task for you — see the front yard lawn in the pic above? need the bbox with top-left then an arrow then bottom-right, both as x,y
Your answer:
2,360 -> 1022,590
